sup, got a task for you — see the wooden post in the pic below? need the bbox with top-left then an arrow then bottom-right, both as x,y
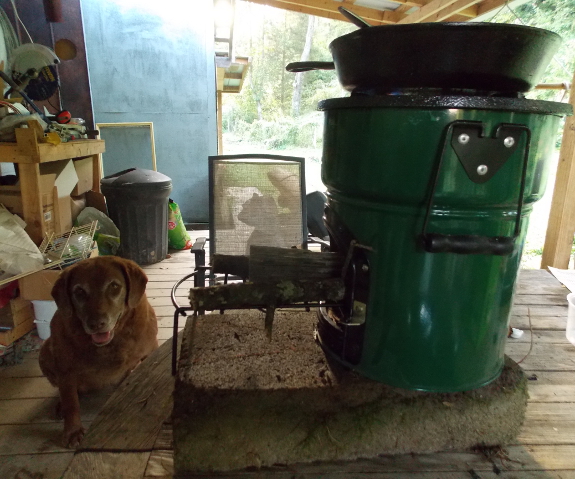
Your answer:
217,90 -> 223,155
15,129 -> 44,244
18,162 -> 44,244
541,71 -> 575,269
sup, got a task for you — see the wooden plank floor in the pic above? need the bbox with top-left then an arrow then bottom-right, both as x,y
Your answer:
1,236 -> 575,478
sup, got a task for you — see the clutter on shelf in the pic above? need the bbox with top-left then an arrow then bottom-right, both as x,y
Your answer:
0,39 -> 89,143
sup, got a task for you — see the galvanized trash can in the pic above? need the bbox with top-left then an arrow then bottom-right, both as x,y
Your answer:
101,168 -> 172,265
316,95 -> 572,392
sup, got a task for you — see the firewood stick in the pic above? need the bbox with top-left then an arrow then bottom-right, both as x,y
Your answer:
212,254 -> 250,279
249,245 -> 344,282
189,279 -> 344,312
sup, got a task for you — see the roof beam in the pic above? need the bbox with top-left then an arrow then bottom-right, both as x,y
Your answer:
428,0 -> 483,22
243,0 -> 400,25
397,0 -> 458,23
397,0 -> 483,23
458,5 -> 479,16
444,13 -> 473,21
242,0 -> 511,25
476,0 -> 509,16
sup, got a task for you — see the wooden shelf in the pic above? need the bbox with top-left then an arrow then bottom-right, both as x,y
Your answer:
0,128 -> 105,244
0,129 -> 105,164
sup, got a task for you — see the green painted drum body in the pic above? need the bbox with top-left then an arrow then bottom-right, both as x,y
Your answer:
318,95 -> 570,392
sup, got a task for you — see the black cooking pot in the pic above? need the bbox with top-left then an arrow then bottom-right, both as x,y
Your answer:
286,23 -> 562,94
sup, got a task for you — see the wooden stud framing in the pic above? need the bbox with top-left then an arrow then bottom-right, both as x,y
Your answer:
243,0 -> 523,26
397,0 -> 460,23
404,0 -> 482,23
475,0 -> 509,16
245,0 -> 399,25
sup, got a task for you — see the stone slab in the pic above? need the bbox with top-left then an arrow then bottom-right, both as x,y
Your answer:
173,309 -> 527,474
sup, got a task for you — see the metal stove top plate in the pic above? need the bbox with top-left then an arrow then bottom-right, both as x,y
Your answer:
318,94 -> 573,116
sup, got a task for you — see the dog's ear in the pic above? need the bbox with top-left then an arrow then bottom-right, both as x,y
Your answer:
119,259 -> 148,308
51,268 -> 73,316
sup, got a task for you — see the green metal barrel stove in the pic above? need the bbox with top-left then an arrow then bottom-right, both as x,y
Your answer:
316,94 -> 571,392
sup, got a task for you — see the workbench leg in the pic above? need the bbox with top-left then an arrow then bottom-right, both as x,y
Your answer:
19,162 -> 45,245
92,153 -> 102,192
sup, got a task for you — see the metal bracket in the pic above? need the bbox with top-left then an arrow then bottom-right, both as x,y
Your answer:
451,123 -> 521,184
420,120 -> 532,256
319,205 -> 371,364
325,205 -> 371,319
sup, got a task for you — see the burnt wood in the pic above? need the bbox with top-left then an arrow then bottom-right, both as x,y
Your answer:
249,245 -> 344,282
211,254 -> 249,279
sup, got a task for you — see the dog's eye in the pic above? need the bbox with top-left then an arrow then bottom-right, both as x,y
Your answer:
108,282 -> 121,294
74,287 -> 88,301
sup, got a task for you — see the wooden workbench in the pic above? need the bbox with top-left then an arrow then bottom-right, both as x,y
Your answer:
0,127 -> 105,244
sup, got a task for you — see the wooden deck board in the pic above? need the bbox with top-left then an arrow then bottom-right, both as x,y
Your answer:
78,334 -> 179,451
0,356 -> 44,378
0,451 -> 75,479
0,376 -> 60,400
0,394 -> 110,425
0,422 -> 91,455
62,451 -> 151,479
506,342 -> 575,370
510,316 -> 567,331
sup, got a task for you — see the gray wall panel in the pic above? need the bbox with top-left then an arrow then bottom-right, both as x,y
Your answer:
81,0 -> 216,222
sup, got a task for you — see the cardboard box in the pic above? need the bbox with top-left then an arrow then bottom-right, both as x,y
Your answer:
0,184 -> 22,215
0,297 -> 35,346
18,269 -> 62,301
71,158 -> 94,196
40,174 -> 57,237
41,160 -> 78,234
70,194 -> 87,223
0,173 -> 57,237
18,245 -> 99,301
85,190 -> 108,215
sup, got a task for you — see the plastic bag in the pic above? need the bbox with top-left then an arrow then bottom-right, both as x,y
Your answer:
168,199 -> 192,250
75,207 -> 120,255
94,233 -> 120,256
0,205 -> 44,282
0,113 -> 47,142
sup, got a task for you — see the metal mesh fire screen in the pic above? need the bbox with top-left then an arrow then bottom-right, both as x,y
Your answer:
209,154 -> 307,258
170,154 -> 307,375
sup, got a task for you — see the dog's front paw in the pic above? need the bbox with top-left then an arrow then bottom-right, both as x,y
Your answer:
55,400 -> 63,420
63,424 -> 86,448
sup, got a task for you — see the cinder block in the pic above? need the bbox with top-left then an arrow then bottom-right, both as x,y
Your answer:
173,310 -> 527,474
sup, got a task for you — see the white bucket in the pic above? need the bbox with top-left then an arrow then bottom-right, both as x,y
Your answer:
567,293 -> 575,347
32,300 -> 57,340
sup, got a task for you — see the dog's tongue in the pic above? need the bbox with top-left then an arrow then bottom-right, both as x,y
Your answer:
91,331 -> 111,344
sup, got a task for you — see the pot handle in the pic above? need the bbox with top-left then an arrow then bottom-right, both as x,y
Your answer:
286,61 -> 335,73
420,120 -> 531,256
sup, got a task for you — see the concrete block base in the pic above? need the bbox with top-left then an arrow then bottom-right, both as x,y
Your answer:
173,310 -> 527,474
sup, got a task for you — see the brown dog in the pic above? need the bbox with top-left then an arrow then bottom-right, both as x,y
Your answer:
39,256 -> 158,448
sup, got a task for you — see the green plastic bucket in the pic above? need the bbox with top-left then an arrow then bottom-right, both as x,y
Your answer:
317,95 -> 571,392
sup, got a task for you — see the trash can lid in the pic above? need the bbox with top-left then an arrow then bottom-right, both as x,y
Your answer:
101,168 -> 172,190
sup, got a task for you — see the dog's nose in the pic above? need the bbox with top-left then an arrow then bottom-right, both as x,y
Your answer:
88,319 -> 107,331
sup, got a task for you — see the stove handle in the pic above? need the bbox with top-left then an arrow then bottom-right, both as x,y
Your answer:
420,120 -> 531,256
422,233 -> 515,256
